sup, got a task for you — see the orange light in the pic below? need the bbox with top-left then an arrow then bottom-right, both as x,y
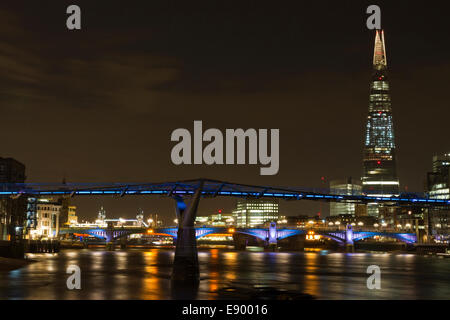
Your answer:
74,233 -> 91,237
152,233 -> 173,237
306,233 -> 321,241
228,228 -> 235,233
147,229 -> 154,234
204,233 -> 232,237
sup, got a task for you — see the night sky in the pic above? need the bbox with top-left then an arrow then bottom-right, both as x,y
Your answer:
1,1 -> 449,222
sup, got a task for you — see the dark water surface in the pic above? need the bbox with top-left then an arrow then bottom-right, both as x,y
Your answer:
0,248 -> 449,299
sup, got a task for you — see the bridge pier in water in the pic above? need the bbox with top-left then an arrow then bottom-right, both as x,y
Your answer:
266,222 -> 278,251
120,235 -> 128,249
83,238 -> 89,249
105,222 -> 115,251
232,233 -> 248,250
171,181 -> 204,285
344,224 -> 355,252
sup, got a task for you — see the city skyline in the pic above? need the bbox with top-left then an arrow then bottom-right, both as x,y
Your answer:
0,1 -> 449,303
1,2 -> 449,220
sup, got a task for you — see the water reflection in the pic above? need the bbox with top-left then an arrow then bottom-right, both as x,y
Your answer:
0,248 -> 448,299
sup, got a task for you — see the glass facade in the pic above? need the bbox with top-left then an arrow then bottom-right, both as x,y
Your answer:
362,30 -> 400,204
233,199 -> 279,228
330,178 -> 362,216
427,153 -> 450,242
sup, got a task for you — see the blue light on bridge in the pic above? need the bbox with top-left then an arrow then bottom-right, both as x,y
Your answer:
1,179 -> 449,207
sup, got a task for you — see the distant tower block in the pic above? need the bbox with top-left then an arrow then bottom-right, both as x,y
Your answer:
362,30 -> 400,216
136,208 -> 144,226
330,178 -> 362,216
98,206 -> 106,222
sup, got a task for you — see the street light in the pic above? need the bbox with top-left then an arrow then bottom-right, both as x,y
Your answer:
357,222 -> 364,226
174,218 -> 178,224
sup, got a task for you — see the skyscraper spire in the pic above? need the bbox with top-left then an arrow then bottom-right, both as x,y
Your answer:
362,30 -> 399,216
373,29 -> 387,68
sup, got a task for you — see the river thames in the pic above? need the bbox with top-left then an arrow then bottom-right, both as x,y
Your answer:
1,248 -> 449,300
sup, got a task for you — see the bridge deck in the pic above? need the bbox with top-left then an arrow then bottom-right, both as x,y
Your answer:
1,179 -> 448,206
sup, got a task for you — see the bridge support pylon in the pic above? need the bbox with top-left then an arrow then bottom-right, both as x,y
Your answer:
105,222 -> 115,251
232,233 -> 248,250
120,235 -> 128,249
266,222 -> 278,251
171,180 -> 204,284
345,224 -> 355,253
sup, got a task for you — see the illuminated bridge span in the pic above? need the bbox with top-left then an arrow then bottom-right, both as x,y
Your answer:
9,179 -> 439,285
60,224 -> 417,245
1,178 -> 449,206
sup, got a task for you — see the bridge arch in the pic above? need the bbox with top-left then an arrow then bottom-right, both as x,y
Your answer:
352,232 -> 416,244
234,229 -> 268,241
314,232 -> 346,244
275,229 -> 305,241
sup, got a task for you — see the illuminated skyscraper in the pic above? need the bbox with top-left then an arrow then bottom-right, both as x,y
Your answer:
362,30 -> 400,211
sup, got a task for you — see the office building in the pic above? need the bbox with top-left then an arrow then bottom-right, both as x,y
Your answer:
426,152 -> 450,242
0,157 -> 26,241
233,199 -> 279,228
329,178 -> 362,216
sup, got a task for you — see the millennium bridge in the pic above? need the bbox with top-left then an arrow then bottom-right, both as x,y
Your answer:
2,178 -> 448,284
1,178 -> 449,206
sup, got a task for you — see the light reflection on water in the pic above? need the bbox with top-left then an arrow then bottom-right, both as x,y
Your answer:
0,248 -> 449,300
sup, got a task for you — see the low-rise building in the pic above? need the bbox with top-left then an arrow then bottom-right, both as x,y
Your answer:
326,214 -> 377,229
195,211 -> 235,227
29,198 -> 62,239
67,206 -> 77,225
